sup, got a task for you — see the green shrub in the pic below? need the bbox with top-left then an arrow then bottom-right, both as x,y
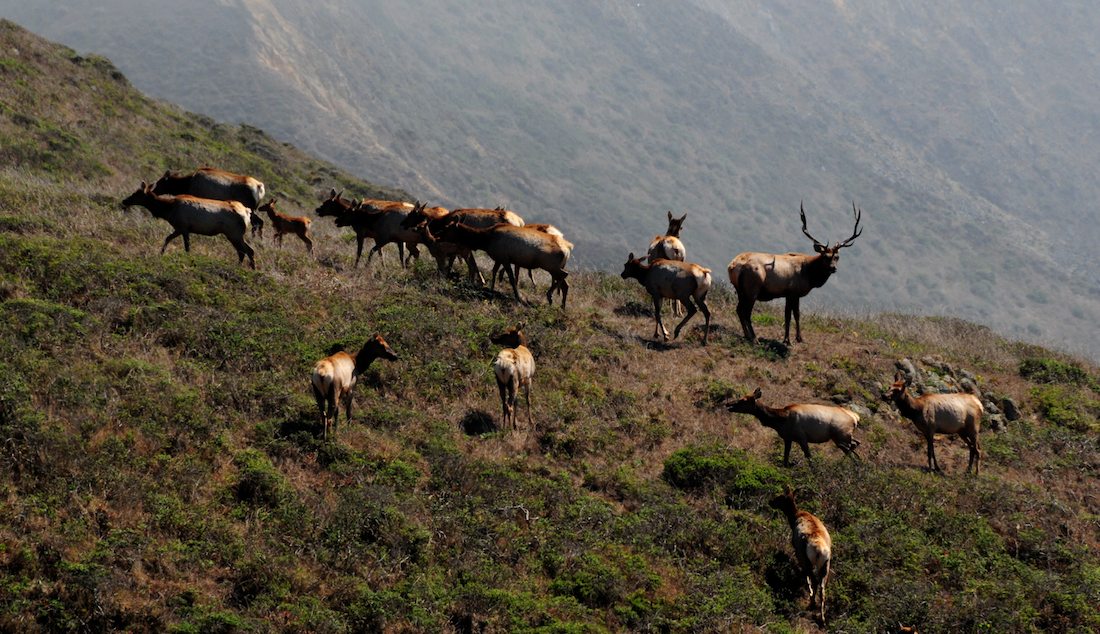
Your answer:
662,444 -> 788,507
1031,385 -> 1100,432
1020,358 -> 1097,389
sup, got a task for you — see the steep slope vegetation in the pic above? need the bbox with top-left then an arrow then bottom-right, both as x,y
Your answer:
1,21 -> 1098,632
3,2 -> 1100,359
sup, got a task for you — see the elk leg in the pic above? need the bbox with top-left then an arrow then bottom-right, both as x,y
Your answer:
161,230 -> 182,254
354,234 -> 366,268
799,439 -> 812,462
792,298 -> 803,343
490,261 -> 502,291
302,234 -> 314,255
698,295 -> 711,345
736,298 -> 756,342
926,436 -> 940,472
783,440 -> 793,466
505,262 -> 522,303
497,378 -> 509,430
783,299 -> 794,345
652,295 -> 669,340
673,296 -> 698,340
182,233 -> 191,252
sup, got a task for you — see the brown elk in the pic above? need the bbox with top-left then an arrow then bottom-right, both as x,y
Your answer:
883,372 -> 984,475
153,167 -> 266,239
310,335 -> 398,438
727,202 -> 862,344
726,388 -> 861,465
314,189 -> 418,267
431,219 -> 572,307
401,205 -> 525,282
770,485 -> 832,623
121,181 -> 255,268
620,253 -> 712,346
257,199 -> 313,254
648,211 -> 688,316
490,324 -> 535,430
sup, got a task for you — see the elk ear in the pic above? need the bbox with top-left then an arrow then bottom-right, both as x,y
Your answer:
328,188 -> 337,199
516,322 -> 526,331
752,387 -> 763,399
627,252 -> 635,261
667,210 -> 673,221
678,213 -> 687,222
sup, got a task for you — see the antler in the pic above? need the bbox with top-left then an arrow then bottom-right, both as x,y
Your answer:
799,200 -> 825,248
836,202 -> 863,249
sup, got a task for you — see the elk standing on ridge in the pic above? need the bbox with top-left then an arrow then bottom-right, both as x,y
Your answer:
727,202 -> 862,344
153,167 -> 266,239
648,211 -> 688,316
258,199 -> 313,254
121,181 -> 255,268
314,189 -> 418,268
726,388 -> 861,466
620,252 -> 712,345
491,324 -> 535,431
432,219 -> 572,307
311,335 -> 398,439
883,372 -> 984,475
770,485 -> 832,624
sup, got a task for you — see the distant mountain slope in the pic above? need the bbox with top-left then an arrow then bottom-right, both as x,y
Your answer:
2,2 -> 1099,359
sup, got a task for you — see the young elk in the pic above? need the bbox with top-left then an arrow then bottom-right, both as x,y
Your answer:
727,202 -> 862,344
726,388 -> 861,466
648,211 -> 688,316
121,181 -> 255,268
770,485 -> 831,623
491,324 -> 534,430
257,199 -> 313,254
884,372 -> 983,475
310,335 -> 398,439
620,252 -> 712,345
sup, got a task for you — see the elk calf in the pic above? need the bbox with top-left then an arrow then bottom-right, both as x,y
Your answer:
491,325 -> 534,430
726,388 -> 861,466
770,485 -> 831,623
258,199 -> 313,254
311,335 -> 398,438
728,202 -> 862,344
884,372 -> 983,474
121,181 -> 255,268
620,253 -> 712,345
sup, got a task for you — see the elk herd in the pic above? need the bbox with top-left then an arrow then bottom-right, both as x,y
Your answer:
120,165 -> 992,624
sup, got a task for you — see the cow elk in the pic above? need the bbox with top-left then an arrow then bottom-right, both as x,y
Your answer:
121,181 -> 255,268
884,372 -> 984,475
726,388 -> 861,465
648,211 -> 688,316
491,324 -> 535,431
310,335 -> 398,438
727,202 -> 862,344
620,252 -> 712,345
153,167 -> 266,239
258,199 -> 313,254
315,189 -> 418,268
770,485 -> 832,623
402,205 -> 525,283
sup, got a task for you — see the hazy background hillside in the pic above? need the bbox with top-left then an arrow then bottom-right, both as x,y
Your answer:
3,0 -> 1099,358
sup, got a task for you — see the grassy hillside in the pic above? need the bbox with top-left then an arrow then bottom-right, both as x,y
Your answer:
1,21 -> 1098,633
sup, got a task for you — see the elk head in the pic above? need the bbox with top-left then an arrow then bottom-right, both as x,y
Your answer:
725,387 -> 764,414
665,210 -> 687,237
801,201 -> 863,272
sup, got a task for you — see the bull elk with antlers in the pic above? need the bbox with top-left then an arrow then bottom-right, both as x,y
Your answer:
727,202 -> 862,344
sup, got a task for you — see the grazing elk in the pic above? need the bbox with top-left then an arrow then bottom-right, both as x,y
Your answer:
884,372 -> 984,475
770,485 -> 832,623
432,219 -> 572,307
726,388 -> 861,466
314,189 -> 417,267
490,324 -> 535,430
121,181 -> 255,268
727,202 -> 862,344
310,335 -> 398,438
257,199 -> 313,254
620,253 -> 712,345
648,211 -> 688,316
153,167 -> 266,239
402,205 -> 525,283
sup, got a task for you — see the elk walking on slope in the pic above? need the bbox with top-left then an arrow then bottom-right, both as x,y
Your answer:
770,485 -> 832,624
620,252 -> 712,346
257,199 -> 313,254
884,372 -> 984,474
648,211 -> 688,316
153,166 -> 266,239
727,202 -> 862,344
311,335 -> 398,439
121,181 -> 255,269
726,388 -> 861,466
402,204 -> 525,283
490,324 -> 535,431
314,189 -> 418,268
